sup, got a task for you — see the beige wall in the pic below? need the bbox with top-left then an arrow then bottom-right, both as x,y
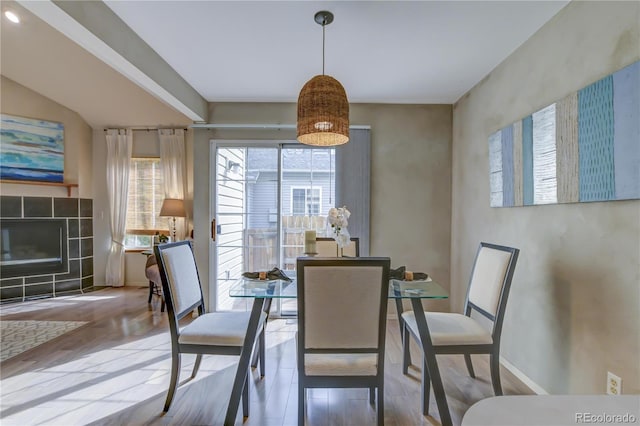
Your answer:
452,1 -> 639,394
0,76 -> 92,198
193,103 -> 452,311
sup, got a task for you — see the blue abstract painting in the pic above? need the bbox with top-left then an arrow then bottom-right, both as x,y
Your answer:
0,114 -> 64,183
489,60 -> 640,207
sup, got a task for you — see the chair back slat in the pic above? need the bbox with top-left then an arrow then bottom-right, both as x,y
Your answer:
156,242 -> 203,318
315,237 -> 360,257
303,265 -> 384,349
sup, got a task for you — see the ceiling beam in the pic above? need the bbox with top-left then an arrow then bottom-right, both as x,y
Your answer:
18,0 -> 207,122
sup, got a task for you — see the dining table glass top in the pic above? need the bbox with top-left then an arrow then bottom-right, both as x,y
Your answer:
229,275 -> 448,300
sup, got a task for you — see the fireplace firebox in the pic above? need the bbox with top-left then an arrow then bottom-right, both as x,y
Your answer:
0,219 -> 68,278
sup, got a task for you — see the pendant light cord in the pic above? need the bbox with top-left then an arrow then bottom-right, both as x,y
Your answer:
322,20 -> 326,75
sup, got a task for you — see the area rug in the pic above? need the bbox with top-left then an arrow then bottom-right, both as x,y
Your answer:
0,320 -> 88,362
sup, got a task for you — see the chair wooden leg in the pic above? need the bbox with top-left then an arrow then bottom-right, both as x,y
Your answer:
402,324 -> 411,374
148,281 -> 154,303
242,372 -> 249,418
421,355 -> 431,416
298,383 -> 305,426
464,354 -> 476,378
377,384 -> 384,426
163,352 -> 181,412
191,354 -> 202,379
490,353 -> 503,396
369,387 -> 375,405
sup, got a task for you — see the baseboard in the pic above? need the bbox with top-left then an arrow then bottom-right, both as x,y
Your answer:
500,356 -> 548,395
125,282 -> 148,287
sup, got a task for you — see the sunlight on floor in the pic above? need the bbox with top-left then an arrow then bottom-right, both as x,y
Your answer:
0,320 -> 296,426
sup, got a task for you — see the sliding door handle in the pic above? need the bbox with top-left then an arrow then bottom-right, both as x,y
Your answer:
211,218 -> 216,241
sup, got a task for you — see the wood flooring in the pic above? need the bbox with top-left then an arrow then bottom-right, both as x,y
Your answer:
0,288 -> 533,425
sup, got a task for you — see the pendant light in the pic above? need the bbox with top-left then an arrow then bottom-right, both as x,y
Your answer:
297,11 -> 349,146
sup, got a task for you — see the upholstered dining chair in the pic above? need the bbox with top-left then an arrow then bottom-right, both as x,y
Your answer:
154,241 -> 267,415
401,242 -> 519,413
315,237 -> 360,257
296,257 -> 390,426
144,254 -> 165,312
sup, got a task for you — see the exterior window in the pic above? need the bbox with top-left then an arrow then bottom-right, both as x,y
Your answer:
291,187 -> 321,216
124,158 -> 166,249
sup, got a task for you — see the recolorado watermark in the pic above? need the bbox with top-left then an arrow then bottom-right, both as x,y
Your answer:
576,412 -> 638,424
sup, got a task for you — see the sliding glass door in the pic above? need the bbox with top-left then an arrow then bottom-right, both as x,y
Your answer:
213,144 -> 335,314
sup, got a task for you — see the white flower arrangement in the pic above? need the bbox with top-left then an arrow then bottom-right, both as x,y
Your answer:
327,206 -> 351,248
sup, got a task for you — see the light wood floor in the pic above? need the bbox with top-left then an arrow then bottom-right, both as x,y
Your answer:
0,288 -> 532,425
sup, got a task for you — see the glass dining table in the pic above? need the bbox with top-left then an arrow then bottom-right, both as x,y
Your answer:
224,273 -> 453,426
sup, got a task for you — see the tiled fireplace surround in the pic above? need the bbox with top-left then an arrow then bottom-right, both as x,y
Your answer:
0,196 -> 94,303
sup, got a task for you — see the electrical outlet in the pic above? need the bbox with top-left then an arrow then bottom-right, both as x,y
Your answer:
607,371 -> 622,395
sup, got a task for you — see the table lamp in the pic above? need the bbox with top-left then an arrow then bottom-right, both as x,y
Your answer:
160,198 -> 186,242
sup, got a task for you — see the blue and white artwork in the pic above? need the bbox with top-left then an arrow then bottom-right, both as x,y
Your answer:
0,114 -> 64,183
489,60 -> 640,207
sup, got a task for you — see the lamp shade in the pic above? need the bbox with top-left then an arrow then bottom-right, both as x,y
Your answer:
297,74 -> 349,146
159,198 -> 186,218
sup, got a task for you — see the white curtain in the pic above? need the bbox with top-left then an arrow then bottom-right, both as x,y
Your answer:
159,129 -> 187,240
105,129 -> 132,287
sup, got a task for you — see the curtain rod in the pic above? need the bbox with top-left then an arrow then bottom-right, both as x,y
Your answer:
103,127 -> 188,132
189,123 -> 371,130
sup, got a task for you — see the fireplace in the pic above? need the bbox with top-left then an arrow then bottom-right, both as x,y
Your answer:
0,219 -> 68,278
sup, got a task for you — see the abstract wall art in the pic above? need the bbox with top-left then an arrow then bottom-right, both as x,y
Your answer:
489,60 -> 639,207
0,114 -> 65,183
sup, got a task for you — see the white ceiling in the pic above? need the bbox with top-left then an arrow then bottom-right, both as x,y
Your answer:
103,1 -> 569,104
1,1 -> 569,128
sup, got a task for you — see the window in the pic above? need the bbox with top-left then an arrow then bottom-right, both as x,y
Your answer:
124,158 -> 167,249
291,187 -> 322,216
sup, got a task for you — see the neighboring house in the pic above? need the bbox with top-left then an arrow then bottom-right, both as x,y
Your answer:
247,147 -> 335,229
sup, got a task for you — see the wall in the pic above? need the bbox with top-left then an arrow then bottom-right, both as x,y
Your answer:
0,76 -> 93,198
451,1 -> 639,394
0,77 -> 95,301
193,102 -> 452,312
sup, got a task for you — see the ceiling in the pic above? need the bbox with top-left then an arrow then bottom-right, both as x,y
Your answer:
1,1 -> 569,128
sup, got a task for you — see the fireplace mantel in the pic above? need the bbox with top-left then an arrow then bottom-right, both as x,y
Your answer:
0,180 -> 79,197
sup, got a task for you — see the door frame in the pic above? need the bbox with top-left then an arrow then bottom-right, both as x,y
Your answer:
209,140 -> 283,311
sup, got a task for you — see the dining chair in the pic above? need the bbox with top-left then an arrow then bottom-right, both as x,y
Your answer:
401,242 -> 519,412
315,237 -> 360,257
154,241 -> 267,415
296,257 -> 390,426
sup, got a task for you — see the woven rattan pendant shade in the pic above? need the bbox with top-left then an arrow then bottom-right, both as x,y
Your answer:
297,75 -> 349,146
297,10 -> 349,146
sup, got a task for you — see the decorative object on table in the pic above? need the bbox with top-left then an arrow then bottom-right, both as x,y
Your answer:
242,267 -> 292,282
154,232 -> 169,244
304,230 -> 317,255
327,206 -> 351,248
159,198 -> 186,242
489,60 -> 639,207
0,113 -> 64,183
297,10 -> 349,147
390,266 -> 428,281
